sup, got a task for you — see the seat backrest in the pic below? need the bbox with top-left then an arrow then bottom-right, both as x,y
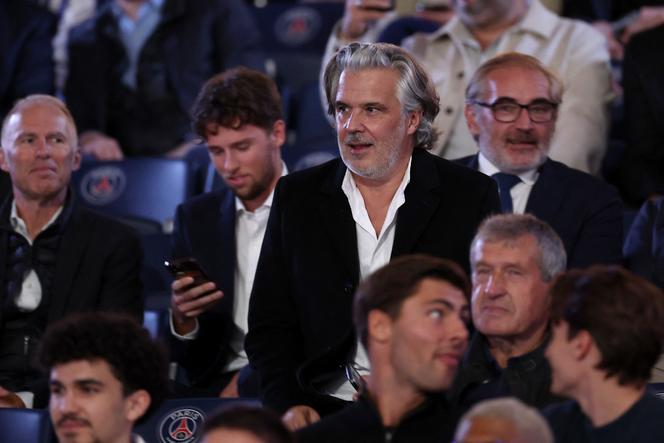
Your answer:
134,397 -> 260,443
71,158 -> 192,234
0,408 -> 56,443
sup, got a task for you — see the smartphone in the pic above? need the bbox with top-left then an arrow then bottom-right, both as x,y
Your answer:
164,257 -> 211,286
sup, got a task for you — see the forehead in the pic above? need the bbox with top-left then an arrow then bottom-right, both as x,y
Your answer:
405,277 -> 468,308
203,428 -> 264,443
4,103 -> 73,138
50,359 -> 120,387
336,68 -> 401,104
205,123 -> 269,145
482,67 -> 552,102
473,234 -> 540,265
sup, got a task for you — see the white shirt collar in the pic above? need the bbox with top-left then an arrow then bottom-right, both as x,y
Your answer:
10,200 -> 64,243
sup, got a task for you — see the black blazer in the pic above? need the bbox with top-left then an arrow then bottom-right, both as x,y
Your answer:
246,149 -> 500,413
623,197 -> 664,289
169,188 -> 238,388
0,197 -> 144,326
456,155 -> 623,268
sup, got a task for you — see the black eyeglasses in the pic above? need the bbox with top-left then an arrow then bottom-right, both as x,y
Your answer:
472,99 -> 558,123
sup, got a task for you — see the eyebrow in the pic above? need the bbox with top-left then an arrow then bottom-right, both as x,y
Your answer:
426,298 -> 469,312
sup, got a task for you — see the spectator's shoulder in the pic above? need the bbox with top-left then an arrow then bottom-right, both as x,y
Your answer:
543,158 -> 619,198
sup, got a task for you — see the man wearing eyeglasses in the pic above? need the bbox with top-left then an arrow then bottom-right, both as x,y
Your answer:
457,52 -> 623,269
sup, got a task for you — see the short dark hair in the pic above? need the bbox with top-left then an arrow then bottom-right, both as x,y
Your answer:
354,254 -> 470,348
550,265 -> 664,387
38,312 -> 170,422
191,67 -> 283,138
204,405 -> 293,443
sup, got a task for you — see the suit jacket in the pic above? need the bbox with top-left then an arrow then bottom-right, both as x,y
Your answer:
0,0 -> 55,119
169,188 -> 238,388
456,155 -> 623,268
65,0 -> 264,155
623,197 -> 664,289
0,192 -> 143,403
246,149 -> 500,413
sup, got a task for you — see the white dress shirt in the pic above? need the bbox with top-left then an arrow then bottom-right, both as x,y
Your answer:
328,158 -> 412,400
9,201 -> 63,312
478,153 -> 539,214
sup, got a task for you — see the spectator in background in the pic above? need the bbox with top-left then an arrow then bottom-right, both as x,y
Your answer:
457,52 -> 623,269
39,313 -> 169,443
454,398 -> 554,443
449,214 -> 566,414
0,0 -> 56,120
324,0 -> 613,175
298,255 -> 469,442
544,266 -> 664,443
202,406 -> 294,443
0,95 -> 143,407
65,0 -> 265,160
169,67 -> 286,398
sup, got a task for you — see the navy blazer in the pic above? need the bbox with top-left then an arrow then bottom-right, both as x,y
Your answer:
0,0 -> 55,119
456,155 -> 623,268
246,149 -> 500,414
170,188 -> 238,388
624,197 -> 664,289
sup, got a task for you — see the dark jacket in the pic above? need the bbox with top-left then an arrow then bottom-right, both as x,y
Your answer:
455,155 -> 623,269
623,197 -> 664,289
246,149 -> 500,414
448,332 -> 564,414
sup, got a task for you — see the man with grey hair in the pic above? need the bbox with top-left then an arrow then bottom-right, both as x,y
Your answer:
448,213 -> 566,414
0,95 -> 142,407
457,52 -> 623,269
246,42 -> 499,430
454,397 -> 554,443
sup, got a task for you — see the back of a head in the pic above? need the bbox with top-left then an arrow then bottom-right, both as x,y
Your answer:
455,397 -> 554,443
203,405 -> 293,443
549,265 -> 664,387
38,312 -> 170,422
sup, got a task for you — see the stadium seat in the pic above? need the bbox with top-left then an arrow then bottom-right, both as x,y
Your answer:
71,158 -> 193,234
134,397 -> 260,443
0,408 -> 56,443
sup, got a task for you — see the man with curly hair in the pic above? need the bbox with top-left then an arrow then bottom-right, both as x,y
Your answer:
39,312 -> 169,443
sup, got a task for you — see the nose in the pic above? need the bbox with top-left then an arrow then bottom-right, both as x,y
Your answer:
342,110 -> 364,132
484,272 -> 506,299
222,150 -> 238,173
35,137 -> 51,157
513,106 -> 533,130
53,391 -> 78,414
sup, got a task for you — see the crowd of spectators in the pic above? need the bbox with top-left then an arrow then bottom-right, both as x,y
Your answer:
2,1 -> 664,443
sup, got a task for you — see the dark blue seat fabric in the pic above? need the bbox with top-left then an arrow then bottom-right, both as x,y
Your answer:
0,408 -> 56,443
71,158 -> 193,234
134,397 -> 260,443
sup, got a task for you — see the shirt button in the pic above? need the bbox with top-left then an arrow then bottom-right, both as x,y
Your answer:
457,71 -> 464,79
445,106 -> 454,115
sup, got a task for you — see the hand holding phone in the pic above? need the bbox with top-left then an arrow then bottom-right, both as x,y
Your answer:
165,257 -> 211,286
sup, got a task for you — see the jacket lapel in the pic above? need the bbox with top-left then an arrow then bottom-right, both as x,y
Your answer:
215,189 -> 236,314
392,150 -> 442,256
318,161 -> 360,282
525,159 -> 564,222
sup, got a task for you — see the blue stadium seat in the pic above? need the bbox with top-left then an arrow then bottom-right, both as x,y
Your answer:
71,158 -> 193,234
0,408 -> 56,443
134,397 -> 260,443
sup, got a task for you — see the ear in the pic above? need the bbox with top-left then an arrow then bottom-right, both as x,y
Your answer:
571,330 -> 594,361
124,389 -> 151,423
71,146 -> 82,172
269,120 -> 287,149
368,309 -> 393,345
0,148 -> 8,173
405,110 -> 422,136
464,103 -> 481,139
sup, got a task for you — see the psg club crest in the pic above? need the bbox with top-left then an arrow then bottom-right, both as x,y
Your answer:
274,6 -> 320,46
158,407 -> 205,443
79,166 -> 127,205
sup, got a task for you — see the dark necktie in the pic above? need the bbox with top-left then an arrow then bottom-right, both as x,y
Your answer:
492,173 -> 522,213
